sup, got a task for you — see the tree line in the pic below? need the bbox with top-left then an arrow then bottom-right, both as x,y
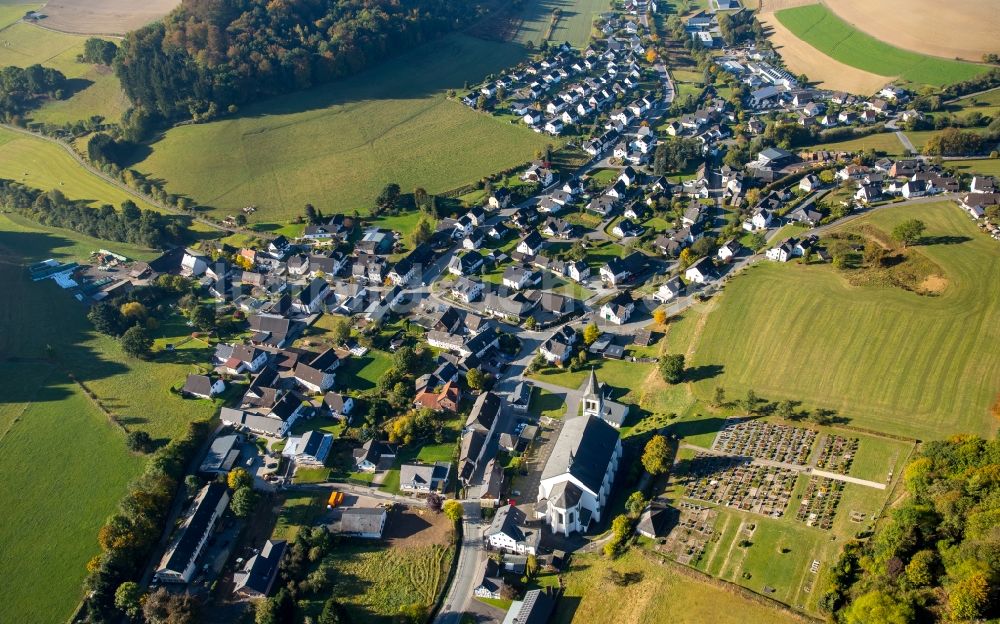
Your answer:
114,0 -> 486,128
0,180 -> 182,248
823,435 -> 999,623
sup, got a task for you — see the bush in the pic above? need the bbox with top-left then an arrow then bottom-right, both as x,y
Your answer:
125,430 -> 154,453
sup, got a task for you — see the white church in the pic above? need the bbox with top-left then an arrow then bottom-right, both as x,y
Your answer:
535,411 -> 622,536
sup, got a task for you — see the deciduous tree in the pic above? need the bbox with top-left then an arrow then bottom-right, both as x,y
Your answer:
641,435 -> 670,475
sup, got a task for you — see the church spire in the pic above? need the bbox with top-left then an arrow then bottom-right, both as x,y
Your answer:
583,367 -> 599,398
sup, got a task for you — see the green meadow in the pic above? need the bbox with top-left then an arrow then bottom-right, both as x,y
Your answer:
0,219 -> 217,622
133,34 -> 555,226
0,21 -> 127,125
775,5 -> 989,87
686,202 -> 1000,440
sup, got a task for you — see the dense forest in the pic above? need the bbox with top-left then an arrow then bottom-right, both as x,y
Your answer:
0,181 -> 182,248
115,0 -> 483,124
0,64 -> 67,120
823,435 -> 999,623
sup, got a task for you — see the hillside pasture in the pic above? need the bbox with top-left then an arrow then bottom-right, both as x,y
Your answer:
515,0 -> 608,47
29,0 -> 178,35
554,550 -> 808,624
133,34 -> 554,226
799,132 -> 906,156
686,202 -> 1000,440
0,22 -> 126,124
774,5 -> 989,88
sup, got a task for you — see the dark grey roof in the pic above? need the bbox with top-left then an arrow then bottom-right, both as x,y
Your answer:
486,504 -> 529,542
183,374 -> 216,397
516,589 -> 557,624
234,539 -> 286,596
200,434 -> 241,473
160,483 -> 229,575
541,416 -> 619,494
340,507 -> 386,535
637,505 -> 675,538
466,391 -> 502,432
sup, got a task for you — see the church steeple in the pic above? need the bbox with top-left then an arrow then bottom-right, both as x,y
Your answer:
582,368 -> 602,417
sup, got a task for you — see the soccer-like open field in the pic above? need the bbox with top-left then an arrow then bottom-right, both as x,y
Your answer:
29,0 -> 178,35
0,219 -> 217,622
0,22 -> 127,124
555,550 -> 808,624
133,34 -> 555,226
773,5 -> 989,88
686,202 -> 1000,440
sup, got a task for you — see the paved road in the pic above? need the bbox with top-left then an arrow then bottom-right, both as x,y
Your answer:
435,502 -> 485,624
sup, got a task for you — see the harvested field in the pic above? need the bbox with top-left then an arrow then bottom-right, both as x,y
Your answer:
760,0 -> 1000,63
774,4 -> 988,87
824,0 -> 999,63
757,12 -> 889,95
30,0 -> 178,35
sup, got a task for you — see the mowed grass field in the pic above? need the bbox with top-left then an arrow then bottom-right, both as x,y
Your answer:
800,132 -> 906,156
134,34 -> 554,225
0,128 -> 159,210
686,202 -> 1000,440
0,222 -> 217,621
554,550 -> 808,624
0,22 -> 127,124
516,0 -> 608,47
774,5 -> 989,87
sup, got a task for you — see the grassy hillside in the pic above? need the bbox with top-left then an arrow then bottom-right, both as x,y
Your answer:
555,550 -> 807,624
133,34 -> 555,226
774,5 -> 989,87
0,22 -> 126,124
516,0 -> 608,47
687,202 -> 1000,440
0,221 -> 216,622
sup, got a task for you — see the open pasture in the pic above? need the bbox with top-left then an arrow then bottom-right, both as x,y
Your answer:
774,5 -> 989,88
516,0 -> 607,47
0,22 -> 126,124
686,202 -> 1000,440
554,550 -> 808,624
30,0 -> 178,35
133,34 -> 554,226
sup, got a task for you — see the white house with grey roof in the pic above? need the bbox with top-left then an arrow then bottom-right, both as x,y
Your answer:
485,504 -> 540,555
536,415 -> 621,535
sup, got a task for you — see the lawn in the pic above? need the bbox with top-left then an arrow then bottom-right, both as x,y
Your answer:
0,213 -> 158,262
943,158 -> 1000,178
529,387 -> 567,420
774,4 -> 989,87
554,550 -> 806,624
800,132 -> 906,156
530,357 -> 653,407
271,493 -> 326,541
337,349 -> 395,392
0,22 -> 126,124
133,34 -> 554,227
685,202 -> 1000,440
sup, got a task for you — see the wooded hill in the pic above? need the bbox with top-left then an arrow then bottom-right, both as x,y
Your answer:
115,0 -> 485,123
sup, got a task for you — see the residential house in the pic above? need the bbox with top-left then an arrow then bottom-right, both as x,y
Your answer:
323,392 -> 355,420
600,291 -> 635,325
399,462 -> 451,493
485,504 -> 541,555
717,239 -> 741,262
182,374 -> 225,399
473,559 -> 506,600
285,430 -> 333,466
684,257 -> 716,284
653,276 -> 684,302
451,276 -> 485,303
517,231 -> 546,256
340,508 -> 388,539
233,539 -> 286,598
353,440 -> 396,472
